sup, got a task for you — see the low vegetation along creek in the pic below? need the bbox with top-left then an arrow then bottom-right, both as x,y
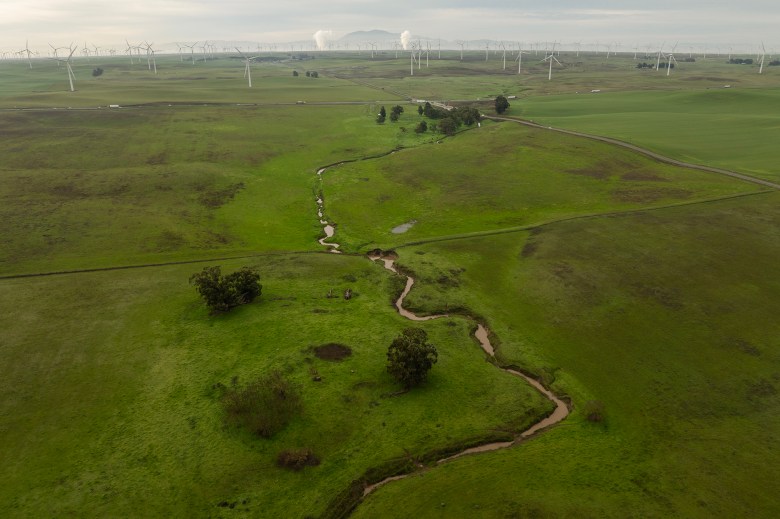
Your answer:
316,161 -> 569,504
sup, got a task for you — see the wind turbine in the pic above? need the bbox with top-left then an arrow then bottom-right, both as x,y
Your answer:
655,42 -> 665,71
145,42 -> 158,74
515,46 -> 527,74
51,45 -> 77,92
542,43 -> 562,80
665,43 -> 678,76
456,40 -> 466,61
125,40 -> 135,64
759,42 -> 766,74
22,40 -> 33,69
236,48 -> 260,87
185,42 -> 198,64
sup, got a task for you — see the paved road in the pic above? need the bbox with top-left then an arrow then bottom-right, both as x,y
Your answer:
485,115 -> 780,190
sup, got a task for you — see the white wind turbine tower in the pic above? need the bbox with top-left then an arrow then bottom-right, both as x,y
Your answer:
542,42 -> 562,80
23,40 -> 33,69
485,42 -> 490,61
515,46 -> 527,74
758,42 -> 766,74
655,42 -> 665,71
236,48 -> 259,87
456,40 -> 466,60
185,42 -> 198,64
501,42 -> 507,70
125,40 -> 135,64
51,45 -> 77,92
145,42 -> 158,74
665,43 -> 678,76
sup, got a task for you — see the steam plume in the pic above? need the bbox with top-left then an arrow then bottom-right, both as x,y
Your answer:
313,30 -> 332,51
400,30 -> 411,50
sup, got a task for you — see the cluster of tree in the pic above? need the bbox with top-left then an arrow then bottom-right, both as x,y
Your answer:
728,58 -> 754,65
413,102 -> 481,135
636,62 -> 655,69
657,62 -> 676,69
91,67 -> 104,77
190,266 -> 262,312
389,105 -> 404,122
376,105 -> 387,123
770,60 -> 780,67
305,71 -> 319,78
386,328 -> 438,388
292,70 -> 298,76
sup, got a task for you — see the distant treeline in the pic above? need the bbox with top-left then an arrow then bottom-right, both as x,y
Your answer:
636,62 -> 675,69
728,58 -> 754,65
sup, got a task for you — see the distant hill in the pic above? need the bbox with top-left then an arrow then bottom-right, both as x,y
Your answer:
339,30 -> 400,42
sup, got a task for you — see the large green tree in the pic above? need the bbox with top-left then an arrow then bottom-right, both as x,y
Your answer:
190,266 -> 262,312
495,95 -> 510,114
386,328 -> 438,388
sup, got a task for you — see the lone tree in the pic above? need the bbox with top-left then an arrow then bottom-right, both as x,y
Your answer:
495,95 -> 510,114
387,328 -> 438,388
190,266 -> 262,312
379,106 -> 387,118
292,70 -> 299,76
414,120 -> 427,133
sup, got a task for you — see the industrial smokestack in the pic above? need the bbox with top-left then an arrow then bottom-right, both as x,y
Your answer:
313,30 -> 332,51
400,30 -> 411,51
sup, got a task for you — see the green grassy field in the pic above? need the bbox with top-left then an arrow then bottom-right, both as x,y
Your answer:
323,121 -> 761,251
0,56 -> 399,108
356,192 -> 780,518
0,254 -> 551,517
1,52 -> 779,518
0,103 -> 433,276
518,88 -> 780,181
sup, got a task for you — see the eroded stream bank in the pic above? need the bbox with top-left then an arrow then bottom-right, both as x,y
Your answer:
363,250 -> 569,497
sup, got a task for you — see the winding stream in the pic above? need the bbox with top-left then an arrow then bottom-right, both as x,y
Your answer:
363,250 -> 569,497
316,167 -> 341,253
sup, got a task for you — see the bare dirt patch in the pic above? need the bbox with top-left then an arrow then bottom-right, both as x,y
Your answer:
621,170 -> 668,182
314,343 -> 352,361
198,182 -> 245,208
612,187 -> 692,203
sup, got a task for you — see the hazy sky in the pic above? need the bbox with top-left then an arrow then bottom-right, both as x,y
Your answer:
2,1 -> 777,52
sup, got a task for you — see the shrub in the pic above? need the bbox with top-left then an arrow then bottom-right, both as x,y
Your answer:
189,266 -> 262,312
414,120 -> 427,133
292,70 -> 299,76
92,67 -> 104,77
277,448 -> 320,470
222,371 -> 302,437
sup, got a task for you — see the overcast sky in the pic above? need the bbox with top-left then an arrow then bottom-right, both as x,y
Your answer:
2,1 -> 777,53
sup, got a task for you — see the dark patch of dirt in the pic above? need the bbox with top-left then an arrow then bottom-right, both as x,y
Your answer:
731,338 -> 761,356
521,241 -> 538,258
50,183 -> 87,198
154,230 -> 186,251
567,167 -> 610,179
146,152 -> 168,165
198,182 -> 245,208
621,170 -> 668,182
630,282 -> 683,309
682,76 -> 732,82
747,379 -> 777,399
314,343 -> 352,361
612,187 -> 692,203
